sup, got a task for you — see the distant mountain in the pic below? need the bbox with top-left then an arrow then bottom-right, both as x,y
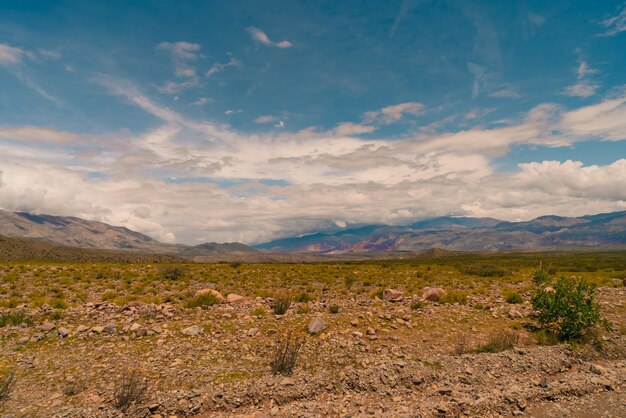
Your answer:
0,209 -> 258,256
255,212 -> 626,253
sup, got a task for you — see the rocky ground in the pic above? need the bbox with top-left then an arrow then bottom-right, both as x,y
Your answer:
0,261 -> 625,417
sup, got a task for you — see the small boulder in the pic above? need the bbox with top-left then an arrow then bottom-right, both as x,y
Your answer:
383,289 -> 404,302
422,287 -> 446,302
226,294 -> 246,304
103,323 -> 117,334
58,327 -> 70,338
307,317 -> 327,334
76,325 -> 88,333
91,326 -> 104,334
182,325 -> 203,336
40,322 -> 55,332
247,327 -> 260,337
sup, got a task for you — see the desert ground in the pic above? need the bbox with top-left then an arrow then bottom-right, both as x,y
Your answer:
0,252 -> 624,417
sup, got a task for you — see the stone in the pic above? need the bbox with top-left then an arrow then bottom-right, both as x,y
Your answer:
103,323 -> 117,334
422,287 -> 446,302
58,327 -> 69,338
383,289 -> 404,302
247,327 -> 259,337
280,377 -> 295,386
91,326 -> 104,334
130,323 -> 142,332
40,322 -> 55,332
76,325 -> 88,333
307,317 -> 327,334
350,319 -> 359,327
226,294 -> 246,304
195,288 -> 224,302
182,325 -> 203,336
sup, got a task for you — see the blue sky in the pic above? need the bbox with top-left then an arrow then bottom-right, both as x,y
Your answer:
1,1 -> 625,244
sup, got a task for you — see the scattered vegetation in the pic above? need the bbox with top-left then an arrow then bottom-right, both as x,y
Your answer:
410,300 -> 423,310
458,264 -> 508,277
440,290 -> 468,304
271,333 -> 302,375
532,269 -> 552,285
159,266 -> 186,281
0,311 -> 30,328
113,370 -> 148,410
328,304 -> 340,314
531,276 -> 602,341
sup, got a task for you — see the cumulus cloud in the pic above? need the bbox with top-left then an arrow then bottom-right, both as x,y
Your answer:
362,102 -> 425,124
247,27 -> 293,48
254,115 -> 276,124
156,41 -> 201,77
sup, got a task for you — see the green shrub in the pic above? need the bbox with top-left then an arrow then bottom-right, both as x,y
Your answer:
371,289 -> 384,300
0,311 -> 29,328
271,333 -> 302,375
183,293 -> 221,308
531,276 -> 601,341
532,269 -> 552,285
458,264 -> 508,277
0,368 -> 15,401
251,306 -> 266,317
328,304 -> 340,314
504,290 -> 523,304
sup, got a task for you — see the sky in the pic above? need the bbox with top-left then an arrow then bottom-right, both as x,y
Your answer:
1,0 -> 626,245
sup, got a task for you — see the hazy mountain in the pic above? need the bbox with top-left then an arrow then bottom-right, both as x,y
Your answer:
0,209 -> 258,256
255,212 -> 626,253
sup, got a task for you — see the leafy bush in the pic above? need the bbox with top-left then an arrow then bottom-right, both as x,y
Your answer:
271,296 -> 292,315
251,306 -> 266,317
113,370 -> 147,410
328,304 -> 340,314
474,330 -> 519,353
271,333 -> 302,375
183,293 -> 221,308
531,276 -> 601,341
504,290 -> 523,304
371,289 -> 384,300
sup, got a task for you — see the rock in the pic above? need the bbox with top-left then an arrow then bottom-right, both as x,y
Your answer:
18,336 -> 30,344
129,323 -> 142,332
307,317 -> 327,334
508,308 -> 523,319
350,319 -> 359,327
589,363 -> 607,375
366,327 -> 376,335
76,325 -> 88,333
58,327 -> 69,338
280,377 -> 295,386
91,326 -> 104,334
247,327 -> 259,337
195,288 -> 224,302
226,294 -> 246,304
40,322 -> 55,332
103,323 -> 117,334
353,331 -> 364,338
422,287 -> 446,302
182,325 -> 203,336
383,289 -> 404,302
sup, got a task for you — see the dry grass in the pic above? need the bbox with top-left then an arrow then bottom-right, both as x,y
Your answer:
271,333 -> 303,375
0,368 -> 15,402
474,330 -> 519,353
113,370 -> 148,410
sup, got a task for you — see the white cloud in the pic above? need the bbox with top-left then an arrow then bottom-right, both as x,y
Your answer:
601,5 -> 626,36
206,56 -> 241,77
190,97 -> 212,106
363,102 -> 425,124
0,44 -> 28,66
5,83 -> 626,244
254,115 -> 276,124
564,53 -> 599,98
247,27 -> 293,48
156,41 -> 201,77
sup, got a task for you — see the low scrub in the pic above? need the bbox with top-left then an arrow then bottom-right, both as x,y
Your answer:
271,296 -> 292,315
531,276 -> 601,341
474,330 -> 519,353
159,266 -> 186,281
183,293 -> 221,308
458,264 -> 508,277
440,290 -> 468,304
113,370 -> 147,410
0,311 -> 30,328
271,333 -> 302,375
504,290 -> 523,304
0,368 -> 15,402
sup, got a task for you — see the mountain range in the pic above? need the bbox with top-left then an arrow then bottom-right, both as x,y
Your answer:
1,208 -> 625,259
255,212 -> 626,253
